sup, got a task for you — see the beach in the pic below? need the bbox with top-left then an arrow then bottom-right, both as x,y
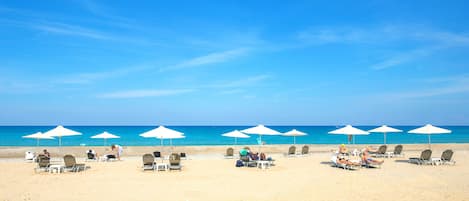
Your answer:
1,144 -> 468,201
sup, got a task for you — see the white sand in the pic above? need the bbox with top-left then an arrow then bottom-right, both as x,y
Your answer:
0,144 -> 468,201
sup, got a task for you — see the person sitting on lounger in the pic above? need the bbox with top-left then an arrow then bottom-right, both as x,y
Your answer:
87,149 -> 99,160
362,148 -> 384,165
239,147 -> 250,156
249,152 -> 259,160
43,149 -> 50,159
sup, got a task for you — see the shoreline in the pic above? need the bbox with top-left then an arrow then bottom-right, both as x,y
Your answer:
1,143 -> 467,158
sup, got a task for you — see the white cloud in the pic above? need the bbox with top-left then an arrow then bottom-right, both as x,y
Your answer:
160,48 -> 249,71
98,89 -> 193,99
370,47 -> 440,70
55,65 -> 151,84
210,74 -> 271,88
34,23 -> 110,40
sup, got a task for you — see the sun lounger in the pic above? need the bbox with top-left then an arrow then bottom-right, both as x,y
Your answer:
34,154 -> 50,173
240,155 -> 256,167
169,153 -> 182,171
142,154 -> 155,171
224,147 -> 234,159
370,145 -> 387,158
385,145 -> 403,158
409,149 -> 432,165
300,145 -> 310,156
85,152 -> 98,162
180,152 -> 187,160
63,155 -> 87,172
286,146 -> 296,157
330,154 -> 359,170
25,151 -> 35,162
440,149 -> 456,165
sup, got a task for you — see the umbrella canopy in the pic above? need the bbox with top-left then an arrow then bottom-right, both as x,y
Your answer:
282,129 -> 307,144
221,130 -> 250,145
43,125 -> 81,147
408,124 -> 451,149
241,124 -> 281,151
241,125 -> 281,135
328,125 -> 369,144
91,131 -> 120,146
368,125 -> 402,145
139,126 -> 185,145
22,132 -> 54,146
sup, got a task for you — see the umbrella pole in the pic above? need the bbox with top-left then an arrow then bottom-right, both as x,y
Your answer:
294,136 -> 296,145
36,138 -> 39,147
235,137 -> 237,145
384,133 -> 387,145
428,134 -> 431,149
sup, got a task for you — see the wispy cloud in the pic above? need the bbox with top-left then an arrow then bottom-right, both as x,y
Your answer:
160,48 -> 249,71
55,65 -> 151,84
297,25 -> 469,70
98,89 -> 193,99
376,75 -> 469,99
370,46 -> 441,70
207,74 -> 272,88
34,22 -> 110,40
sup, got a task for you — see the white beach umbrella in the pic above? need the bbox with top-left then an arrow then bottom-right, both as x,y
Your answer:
91,131 -> 120,146
43,125 -> 82,147
139,126 -> 185,146
221,130 -> 250,145
328,125 -> 369,144
368,125 -> 402,145
408,124 -> 451,149
282,129 -> 307,145
241,124 -> 281,142
22,132 -> 54,146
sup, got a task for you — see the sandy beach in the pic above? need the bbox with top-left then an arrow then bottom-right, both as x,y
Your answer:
1,144 -> 468,201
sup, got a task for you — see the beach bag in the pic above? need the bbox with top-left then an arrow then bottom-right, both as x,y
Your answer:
235,160 -> 244,167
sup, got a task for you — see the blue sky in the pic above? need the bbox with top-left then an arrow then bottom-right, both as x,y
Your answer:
1,0 -> 469,125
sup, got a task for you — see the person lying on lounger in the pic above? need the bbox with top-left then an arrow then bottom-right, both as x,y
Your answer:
336,153 -> 360,166
362,148 -> 384,165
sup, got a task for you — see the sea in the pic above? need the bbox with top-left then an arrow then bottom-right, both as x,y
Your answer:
0,126 -> 468,147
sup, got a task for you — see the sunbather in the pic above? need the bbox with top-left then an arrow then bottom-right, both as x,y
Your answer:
87,149 -> 99,159
336,153 -> 360,166
362,148 -> 384,165
339,144 -> 348,154
42,149 -> 50,159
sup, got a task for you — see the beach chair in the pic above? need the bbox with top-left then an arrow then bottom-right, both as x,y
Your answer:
440,149 -> 456,165
153,151 -> 162,159
240,155 -> 256,167
63,155 -> 87,172
330,154 -> 359,170
142,154 -> 155,171
385,145 -> 403,158
224,147 -> 234,159
25,151 -> 35,162
34,154 -> 50,173
286,146 -> 296,157
370,145 -> 387,158
300,145 -> 310,156
85,151 -> 98,162
180,152 -> 187,160
409,149 -> 432,165
169,153 -> 182,171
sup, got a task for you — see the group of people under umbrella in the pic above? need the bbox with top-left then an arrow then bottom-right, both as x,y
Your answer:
23,124 -> 451,150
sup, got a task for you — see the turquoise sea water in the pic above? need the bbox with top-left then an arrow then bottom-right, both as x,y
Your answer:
0,126 -> 468,146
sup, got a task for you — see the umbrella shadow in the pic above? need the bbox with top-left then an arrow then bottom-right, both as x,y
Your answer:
394,159 -> 410,163
320,161 -> 334,166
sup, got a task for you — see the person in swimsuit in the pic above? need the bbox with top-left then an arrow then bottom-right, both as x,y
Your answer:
362,148 -> 384,165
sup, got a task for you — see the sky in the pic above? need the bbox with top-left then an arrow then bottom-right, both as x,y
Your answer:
0,0 -> 469,125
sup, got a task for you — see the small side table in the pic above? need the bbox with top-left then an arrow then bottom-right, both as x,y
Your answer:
431,158 -> 442,166
155,163 -> 169,171
257,161 -> 270,169
49,164 -> 64,174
